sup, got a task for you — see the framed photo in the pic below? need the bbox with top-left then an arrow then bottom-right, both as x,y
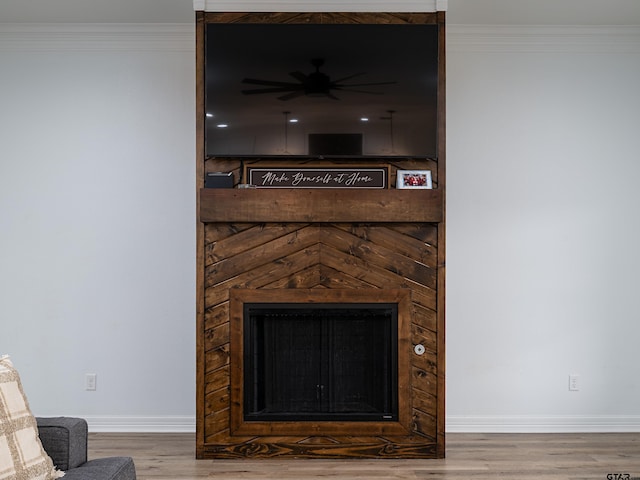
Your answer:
244,165 -> 389,189
396,170 -> 432,189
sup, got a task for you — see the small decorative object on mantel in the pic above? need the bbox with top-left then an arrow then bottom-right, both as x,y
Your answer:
205,171 -> 233,188
245,165 -> 389,189
396,170 -> 433,189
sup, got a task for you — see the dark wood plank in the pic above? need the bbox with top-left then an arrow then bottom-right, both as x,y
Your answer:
261,264 -> 322,289
388,223 -> 438,245
319,265 -> 376,289
203,302 -> 228,332
436,11 -> 447,457
194,10 -> 207,460
202,12 -> 439,26
204,366 -> 228,396
204,345 -> 229,374
204,409 -> 230,443
200,189 -> 444,223
203,244 -> 321,308
412,323 -> 437,356
204,226 -> 320,286
320,226 -> 437,289
411,365 -> 437,398
204,388 -> 229,420
204,223 -> 254,244
320,244 -> 397,287
412,390 -> 438,419
413,303 -> 438,332
201,441 -> 438,459
204,322 -> 229,353
334,223 -> 438,269
411,409 -> 437,442
205,223 -> 307,266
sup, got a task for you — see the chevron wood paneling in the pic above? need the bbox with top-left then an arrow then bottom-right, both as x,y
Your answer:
200,221 -> 441,457
195,9 -> 446,461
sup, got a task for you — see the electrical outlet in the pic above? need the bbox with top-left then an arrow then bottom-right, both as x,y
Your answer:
85,373 -> 97,391
569,374 -> 580,391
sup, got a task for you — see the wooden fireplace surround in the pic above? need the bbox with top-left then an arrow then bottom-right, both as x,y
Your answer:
195,11 -> 446,459
228,288 -> 413,437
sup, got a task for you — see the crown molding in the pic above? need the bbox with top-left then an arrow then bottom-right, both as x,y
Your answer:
3,23 -> 638,55
193,0 -> 447,12
0,23 -> 194,52
447,24 -> 640,54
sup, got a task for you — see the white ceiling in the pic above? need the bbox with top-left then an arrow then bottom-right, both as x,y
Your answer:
0,0 -> 640,25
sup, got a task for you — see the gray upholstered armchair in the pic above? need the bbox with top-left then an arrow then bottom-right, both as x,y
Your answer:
36,417 -> 136,480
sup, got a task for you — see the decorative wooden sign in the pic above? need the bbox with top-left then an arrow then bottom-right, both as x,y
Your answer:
245,166 -> 389,189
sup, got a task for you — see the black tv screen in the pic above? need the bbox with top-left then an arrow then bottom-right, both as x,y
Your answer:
205,22 -> 438,158
308,133 -> 362,156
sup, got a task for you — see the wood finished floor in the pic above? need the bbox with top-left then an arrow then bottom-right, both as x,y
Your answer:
88,432 -> 640,479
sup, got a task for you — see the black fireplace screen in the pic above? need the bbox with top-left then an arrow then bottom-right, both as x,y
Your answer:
243,303 -> 398,422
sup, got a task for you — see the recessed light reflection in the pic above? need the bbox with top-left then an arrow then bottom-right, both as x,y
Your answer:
216,124 -> 228,128
289,118 -> 299,123
360,117 -> 369,122
206,113 -> 214,118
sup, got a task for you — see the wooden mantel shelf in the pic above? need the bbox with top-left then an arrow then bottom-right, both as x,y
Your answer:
199,188 -> 443,223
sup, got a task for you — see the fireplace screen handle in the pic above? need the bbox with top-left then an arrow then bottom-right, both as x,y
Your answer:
316,384 -> 324,400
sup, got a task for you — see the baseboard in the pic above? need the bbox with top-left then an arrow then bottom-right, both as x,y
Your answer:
81,414 -> 640,433
446,415 -> 640,433
83,416 -> 196,433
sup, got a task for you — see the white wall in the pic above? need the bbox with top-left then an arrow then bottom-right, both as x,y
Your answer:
0,24 -> 197,431
446,25 -> 640,431
1,22 -> 639,433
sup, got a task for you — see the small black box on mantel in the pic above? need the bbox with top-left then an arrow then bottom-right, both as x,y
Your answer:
205,172 -> 233,188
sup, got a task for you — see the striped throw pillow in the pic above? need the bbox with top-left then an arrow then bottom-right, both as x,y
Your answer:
0,355 -> 64,480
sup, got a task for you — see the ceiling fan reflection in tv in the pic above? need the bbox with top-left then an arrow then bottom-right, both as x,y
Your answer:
241,58 -> 397,101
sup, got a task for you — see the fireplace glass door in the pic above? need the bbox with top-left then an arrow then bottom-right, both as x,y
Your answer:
243,303 -> 398,422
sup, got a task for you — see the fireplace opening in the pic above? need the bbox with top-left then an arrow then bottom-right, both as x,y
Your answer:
243,303 -> 398,422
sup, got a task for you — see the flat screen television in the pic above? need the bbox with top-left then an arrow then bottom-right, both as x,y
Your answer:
205,22 -> 439,158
